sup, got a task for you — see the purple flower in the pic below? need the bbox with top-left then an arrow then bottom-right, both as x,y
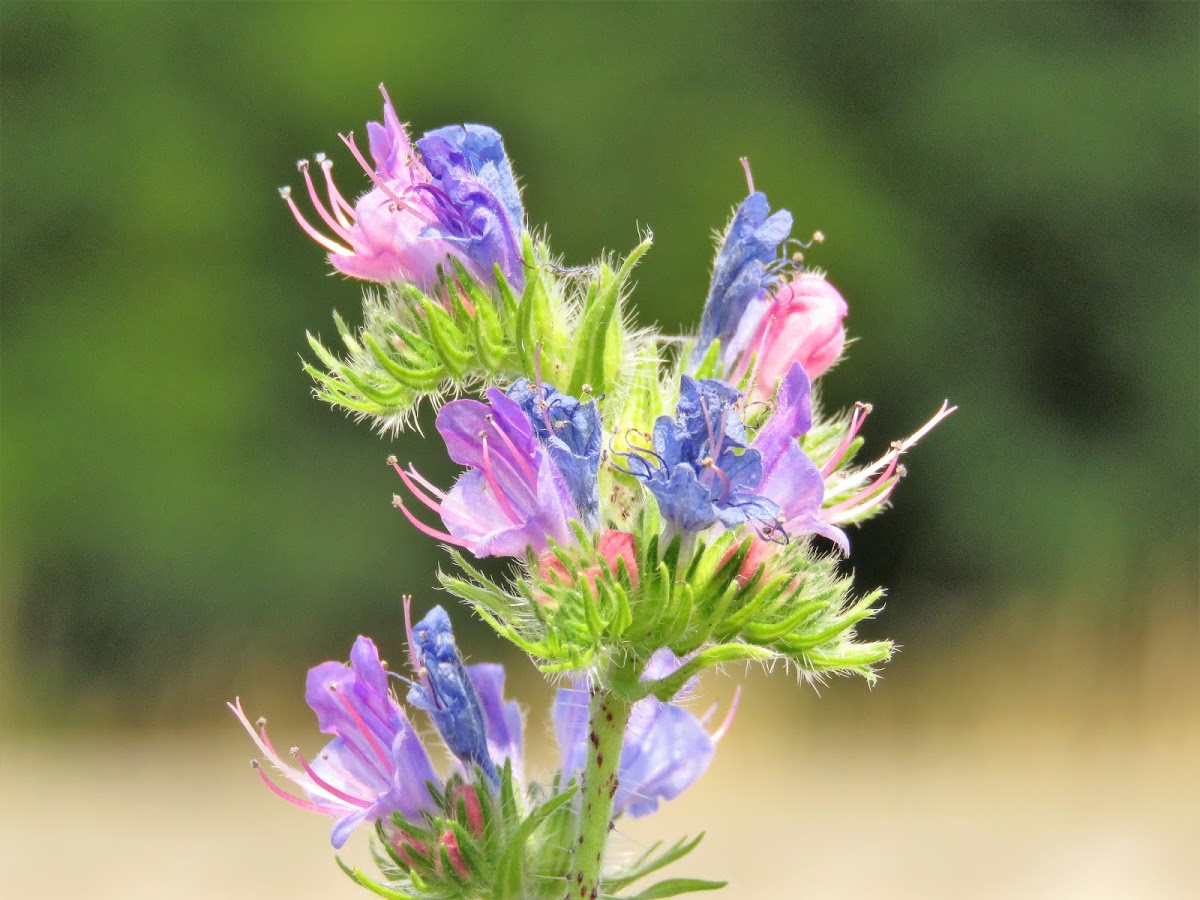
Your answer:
390,387 -> 578,557
751,362 -> 848,551
229,636 -> 438,849
281,85 -> 525,291
504,379 -> 603,529
554,649 -> 737,817
230,609 -> 526,848
617,376 -> 781,536
693,188 -> 792,367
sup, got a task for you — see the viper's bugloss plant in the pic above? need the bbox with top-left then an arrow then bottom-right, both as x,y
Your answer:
233,84 -> 954,899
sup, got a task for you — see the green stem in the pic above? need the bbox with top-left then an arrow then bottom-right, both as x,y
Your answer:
566,680 -> 633,900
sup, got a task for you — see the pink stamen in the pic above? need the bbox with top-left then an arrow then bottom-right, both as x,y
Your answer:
898,400 -> 957,452
823,460 -> 900,519
739,157 -> 755,194
487,416 -> 538,486
292,749 -> 372,808
280,187 -> 353,256
481,434 -> 523,524
821,402 -> 873,478
339,131 -> 407,208
315,153 -> 356,227
331,685 -> 393,773
401,463 -> 447,500
251,761 -> 342,815
391,459 -> 451,512
228,699 -> 306,788
391,494 -> 472,548
711,686 -> 741,743
701,457 -> 732,503
300,160 -> 359,246
824,477 -> 900,524
855,401 -> 957,482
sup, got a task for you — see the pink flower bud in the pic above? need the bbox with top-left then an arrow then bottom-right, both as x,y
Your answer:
734,273 -> 847,403
436,829 -> 470,879
387,828 -> 428,869
450,784 -> 484,835
536,530 -> 639,603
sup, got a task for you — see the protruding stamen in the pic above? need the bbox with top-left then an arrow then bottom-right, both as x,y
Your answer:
399,462 -> 448,501
711,686 -> 741,743
251,760 -> 342,815
339,130 -> 407,208
390,459 -> 449,510
228,698 -> 308,790
739,156 -> 755,194
821,401 -> 874,478
315,152 -> 356,227
291,748 -> 372,808
823,477 -> 901,524
280,185 -> 354,256
391,494 -> 472,547
299,159 -> 359,246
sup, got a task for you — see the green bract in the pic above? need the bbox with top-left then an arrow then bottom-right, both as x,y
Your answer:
442,522 -> 891,691
307,234 -> 652,434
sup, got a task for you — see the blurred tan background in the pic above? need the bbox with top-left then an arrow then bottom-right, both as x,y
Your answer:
2,2 -> 1197,898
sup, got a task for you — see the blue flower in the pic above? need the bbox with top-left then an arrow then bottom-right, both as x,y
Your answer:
505,379 -> 603,529
619,376 -> 782,536
417,124 -> 526,289
406,605 -> 502,785
554,649 -> 736,817
694,192 -> 793,367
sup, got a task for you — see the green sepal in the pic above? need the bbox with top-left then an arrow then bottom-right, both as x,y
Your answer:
691,338 -> 723,380
336,858 -> 418,900
602,833 -> 708,894
605,878 -> 728,899
569,236 -> 652,397
493,781 -> 579,900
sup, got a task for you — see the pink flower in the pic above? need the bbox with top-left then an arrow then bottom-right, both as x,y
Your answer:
280,85 -> 526,291
733,273 -> 848,403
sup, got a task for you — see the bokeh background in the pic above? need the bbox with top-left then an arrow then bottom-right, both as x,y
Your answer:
2,2 -> 1197,898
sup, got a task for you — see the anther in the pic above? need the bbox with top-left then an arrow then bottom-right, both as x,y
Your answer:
391,494 -> 404,508
386,455 -> 398,466
277,186 -> 292,199
296,159 -> 309,171
255,716 -> 267,727
290,746 -> 300,756
812,231 -> 825,244
250,759 -> 260,769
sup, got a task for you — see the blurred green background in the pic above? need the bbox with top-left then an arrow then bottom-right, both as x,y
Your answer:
2,2 -> 1197,898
